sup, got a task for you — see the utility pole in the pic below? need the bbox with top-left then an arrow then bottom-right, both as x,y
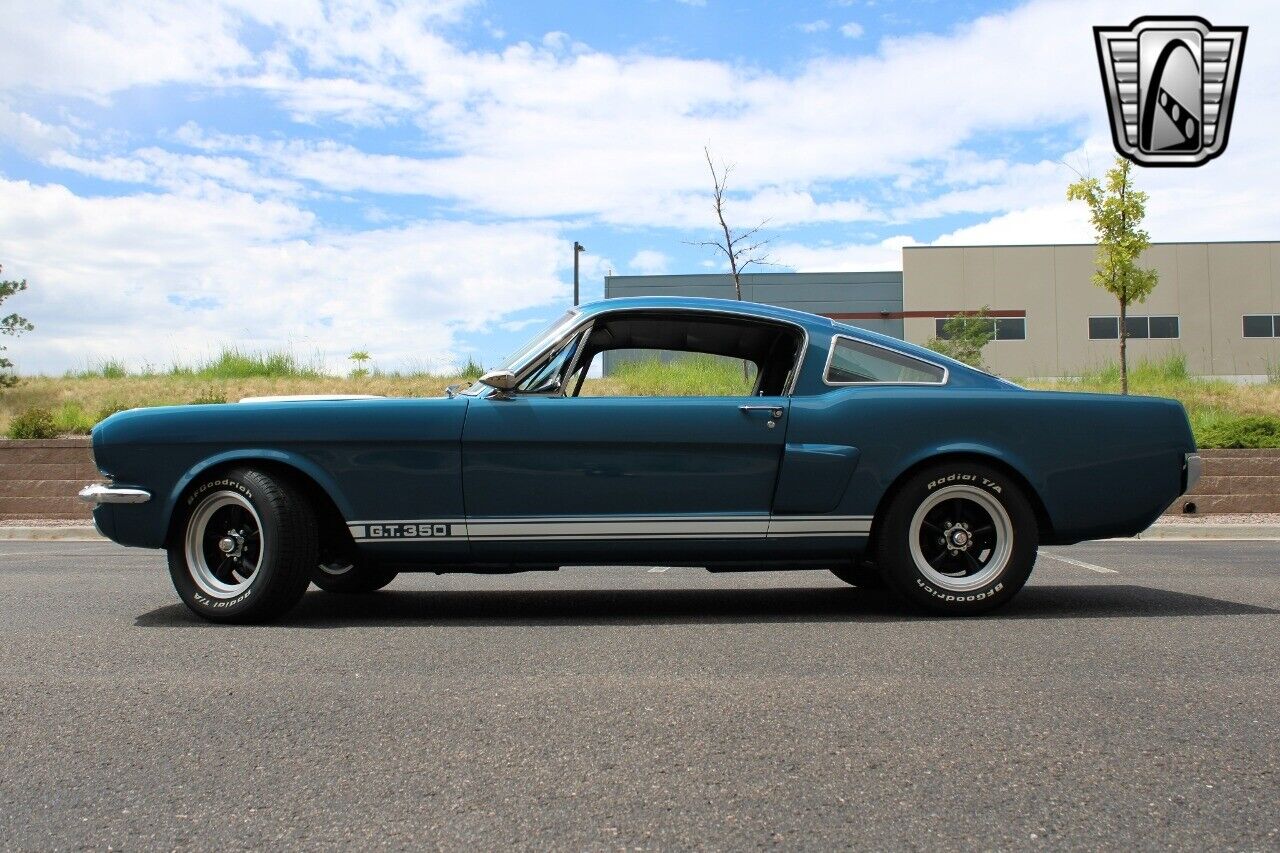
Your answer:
573,241 -> 586,306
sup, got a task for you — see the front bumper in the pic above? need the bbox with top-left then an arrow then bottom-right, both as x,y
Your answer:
1183,453 -> 1203,494
78,483 -> 152,505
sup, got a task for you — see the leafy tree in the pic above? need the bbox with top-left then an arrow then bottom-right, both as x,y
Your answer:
1067,157 -> 1158,394
0,265 -> 34,388
926,308 -> 995,369
348,349 -> 372,379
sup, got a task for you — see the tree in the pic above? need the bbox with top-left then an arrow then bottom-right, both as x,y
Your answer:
1066,156 -> 1158,394
688,147 -> 773,301
348,349 -> 372,379
0,265 -> 34,388
926,308 -> 995,369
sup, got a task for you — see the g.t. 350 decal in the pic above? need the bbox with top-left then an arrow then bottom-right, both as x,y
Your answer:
348,521 -> 456,541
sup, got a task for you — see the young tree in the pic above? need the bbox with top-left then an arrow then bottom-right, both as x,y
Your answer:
1067,157 -> 1158,394
688,147 -> 772,301
926,309 -> 995,369
0,265 -> 34,388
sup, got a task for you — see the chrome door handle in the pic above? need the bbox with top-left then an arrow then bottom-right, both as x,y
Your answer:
739,405 -> 784,419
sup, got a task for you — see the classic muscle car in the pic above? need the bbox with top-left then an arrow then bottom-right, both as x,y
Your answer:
81,296 -> 1200,622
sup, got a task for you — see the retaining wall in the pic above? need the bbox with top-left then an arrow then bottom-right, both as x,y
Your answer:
0,439 -> 1275,521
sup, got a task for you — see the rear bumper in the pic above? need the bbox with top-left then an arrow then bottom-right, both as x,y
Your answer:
1183,453 -> 1203,494
78,483 -> 152,505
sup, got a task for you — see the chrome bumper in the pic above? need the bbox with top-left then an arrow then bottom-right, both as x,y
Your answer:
1183,453 -> 1203,494
78,483 -> 151,505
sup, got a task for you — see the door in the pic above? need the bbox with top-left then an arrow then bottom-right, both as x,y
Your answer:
461,395 -> 789,559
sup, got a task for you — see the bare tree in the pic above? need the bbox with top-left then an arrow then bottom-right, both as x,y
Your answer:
687,147 -> 773,300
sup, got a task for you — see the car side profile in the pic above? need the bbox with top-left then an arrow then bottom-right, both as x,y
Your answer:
82,297 -> 1200,622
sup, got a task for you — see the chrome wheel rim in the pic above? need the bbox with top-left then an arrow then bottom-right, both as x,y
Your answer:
184,491 -> 264,599
317,561 -> 354,577
908,485 -> 1013,593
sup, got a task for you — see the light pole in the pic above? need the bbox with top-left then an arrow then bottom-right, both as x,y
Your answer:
573,241 -> 586,306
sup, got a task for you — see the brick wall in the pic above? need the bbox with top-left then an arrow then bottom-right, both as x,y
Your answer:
0,439 -> 1275,521
0,438 -> 97,520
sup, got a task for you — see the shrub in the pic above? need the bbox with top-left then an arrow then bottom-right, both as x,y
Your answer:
8,407 -> 58,439
460,357 -> 485,380
52,403 -> 94,435
1196,414 -> 1280,449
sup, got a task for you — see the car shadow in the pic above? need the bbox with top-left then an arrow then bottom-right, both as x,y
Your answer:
134,583 -> 1280,629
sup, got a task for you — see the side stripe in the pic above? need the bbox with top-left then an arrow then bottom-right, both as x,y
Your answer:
348,514 -> 872,542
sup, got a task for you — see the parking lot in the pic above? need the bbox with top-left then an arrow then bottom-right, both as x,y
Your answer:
1,539 -> 1277,850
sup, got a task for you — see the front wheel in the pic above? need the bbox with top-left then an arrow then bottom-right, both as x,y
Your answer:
167,468 -> 317,623
873,462 -> 1038,614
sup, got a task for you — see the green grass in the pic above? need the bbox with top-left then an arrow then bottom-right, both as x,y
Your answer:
585,354 -> 756,397
168,347 -> 327,380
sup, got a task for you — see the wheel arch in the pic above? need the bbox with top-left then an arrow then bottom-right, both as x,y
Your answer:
869,451 -> 1055,547
163,452 -> 352,552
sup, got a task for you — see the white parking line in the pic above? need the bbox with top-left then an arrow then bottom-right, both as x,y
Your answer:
647,567 -> 670,573
1042,553 -> 1118,574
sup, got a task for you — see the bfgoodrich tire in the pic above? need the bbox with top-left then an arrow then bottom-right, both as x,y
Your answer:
873,462 -> 1038,614
311,560 -> 397,594
167,468 -> 318,623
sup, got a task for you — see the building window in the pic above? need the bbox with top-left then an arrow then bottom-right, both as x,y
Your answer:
1149,316 -> 1180,338
1089,315 -> 1179,340
1243,315 -> 1280,338
995,318 -> 1026,340
933,316 -> 1025,341
1088,317 -> 1119,339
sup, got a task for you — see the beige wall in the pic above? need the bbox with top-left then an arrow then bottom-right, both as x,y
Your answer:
902,242 -> 1280,378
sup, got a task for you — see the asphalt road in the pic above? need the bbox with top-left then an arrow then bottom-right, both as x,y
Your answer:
1,540 -> 1277,851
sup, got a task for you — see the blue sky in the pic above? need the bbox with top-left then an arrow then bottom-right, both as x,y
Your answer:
0,0 -> 1274,375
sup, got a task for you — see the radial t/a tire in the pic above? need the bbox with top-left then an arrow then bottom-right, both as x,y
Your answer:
312,561 -> 398,594
166,467 -> 318,623
873,461 -> 1038,615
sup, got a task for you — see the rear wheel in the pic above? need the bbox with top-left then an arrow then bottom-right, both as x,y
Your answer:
873,462 -> 1037,614
167,468 -> 317,623
311,560 -> 398,594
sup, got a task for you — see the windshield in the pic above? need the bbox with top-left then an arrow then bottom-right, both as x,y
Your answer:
460,309 -> 580,395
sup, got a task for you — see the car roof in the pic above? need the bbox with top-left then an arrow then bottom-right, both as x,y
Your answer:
580,296 -> 838,333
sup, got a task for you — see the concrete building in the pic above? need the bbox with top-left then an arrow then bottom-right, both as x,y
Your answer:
604,241 -> 1280,379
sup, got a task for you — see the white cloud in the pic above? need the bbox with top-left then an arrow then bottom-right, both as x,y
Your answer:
0,177 -> 569,374
798,20 -> 830,34
772,236 -> 912,272
839,22 -> 865,39
0,103 -> 80,157
629,250 -> 670,275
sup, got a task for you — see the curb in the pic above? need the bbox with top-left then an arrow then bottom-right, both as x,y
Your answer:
1133,524 -> 1280,541
0,525 -> 104,541
0,524 -> 1277,543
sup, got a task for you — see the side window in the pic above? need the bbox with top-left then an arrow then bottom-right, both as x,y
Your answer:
825,337 -> 945,385
580,350 -> 757,398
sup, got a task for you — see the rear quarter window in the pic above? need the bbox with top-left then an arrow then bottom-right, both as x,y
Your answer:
825,337 -> 946,385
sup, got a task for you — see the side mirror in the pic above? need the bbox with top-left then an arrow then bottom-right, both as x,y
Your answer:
478,369 -> 517,391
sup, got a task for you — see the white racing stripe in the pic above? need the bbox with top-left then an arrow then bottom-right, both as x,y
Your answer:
348,514 -> 873,542
1042,553 -> 1118,574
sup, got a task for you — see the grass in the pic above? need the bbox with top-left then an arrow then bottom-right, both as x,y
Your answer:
2,348 -> 1276,448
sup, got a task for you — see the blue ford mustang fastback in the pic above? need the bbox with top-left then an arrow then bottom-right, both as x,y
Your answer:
82,297 -> 1200,622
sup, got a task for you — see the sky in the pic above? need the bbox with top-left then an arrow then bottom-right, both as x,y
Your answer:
0,0 -> 1275,375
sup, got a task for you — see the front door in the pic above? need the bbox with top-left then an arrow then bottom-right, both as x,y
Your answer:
461,395 -> 789,560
